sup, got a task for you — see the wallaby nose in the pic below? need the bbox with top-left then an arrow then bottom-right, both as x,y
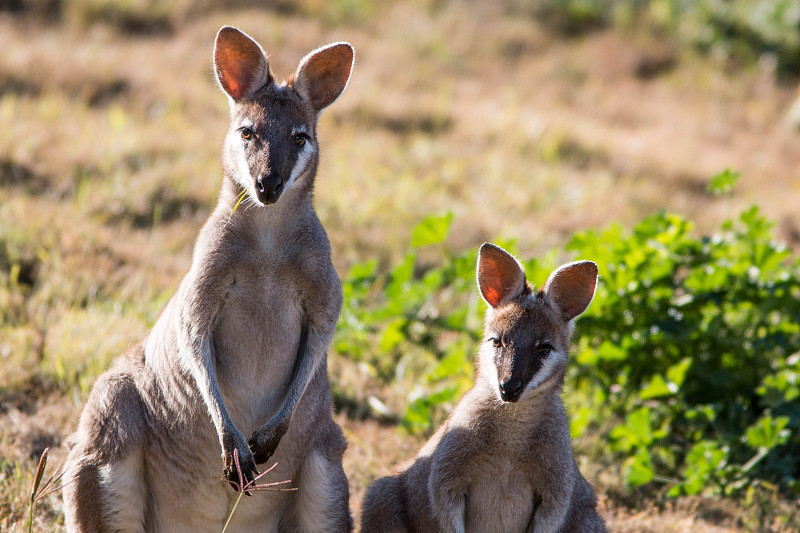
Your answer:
499,378 -> 523,403
255,174 -> 284,204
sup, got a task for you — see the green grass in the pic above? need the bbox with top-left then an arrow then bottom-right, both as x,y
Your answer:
1,1 -> 799,531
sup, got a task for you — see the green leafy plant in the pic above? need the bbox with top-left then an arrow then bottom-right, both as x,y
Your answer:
708,167 -> 742,196
334,194 -> 800,500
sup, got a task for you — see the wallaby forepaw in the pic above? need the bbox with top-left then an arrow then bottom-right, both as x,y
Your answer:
248,424 -> 285,465
223,440 -> 259,495
248,434 -> 275,465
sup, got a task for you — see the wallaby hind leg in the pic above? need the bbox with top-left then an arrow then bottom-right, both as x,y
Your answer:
360,476 -> 408,533
63,347 -> 150,532
63,447 -> 147,533
289,447 -> 353,533
62,457 -> 108,533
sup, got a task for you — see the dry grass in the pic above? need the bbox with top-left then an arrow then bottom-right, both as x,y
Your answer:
1,1 -> 798,531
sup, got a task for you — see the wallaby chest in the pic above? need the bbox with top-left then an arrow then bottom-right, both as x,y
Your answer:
466,458 -> 536,532
213,242 -> 326,429
452,393 -> 558,530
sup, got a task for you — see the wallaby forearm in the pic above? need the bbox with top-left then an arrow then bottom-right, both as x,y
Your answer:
174,268 -> 237,438
180,334 -> 239,441
529,496 -> 571,533
429,483 -> 466,533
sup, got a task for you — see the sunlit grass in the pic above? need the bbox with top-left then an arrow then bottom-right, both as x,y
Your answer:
1,1 -> 798,531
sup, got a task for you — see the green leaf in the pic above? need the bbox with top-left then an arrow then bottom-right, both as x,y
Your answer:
667,484 -> 683,498
625,447 -> 655,486
410,212 -> 453,247
385,253 -> 416,300
744,415 -> 791,450
594,340 -> 627,362
428,340 -> 470,382
707,167 -> 741,195
425,384 -> 460,405
402,384 -> 460,433
570,406 -> 592,439
640,374 -> 674,399
666,358 -> 692,388
610,407 -> 656,452
389,253 -> 415,286
627,407 -> 654,445
348,259 -> 378,280
635,360 -> 690,401
757,369 -> 800,408
403,397 -> 432,433
379,318 -> 406,352
679,440 -> 729,496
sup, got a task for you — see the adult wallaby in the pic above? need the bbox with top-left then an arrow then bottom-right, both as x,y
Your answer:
62,26 -> 354,533
360,244 -> 606,533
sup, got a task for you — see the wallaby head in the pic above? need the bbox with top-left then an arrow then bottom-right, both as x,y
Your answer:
477,243 -> 598,403
214,26 -> 354,205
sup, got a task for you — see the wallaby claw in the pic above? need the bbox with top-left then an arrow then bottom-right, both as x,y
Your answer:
223,439 -> 259,495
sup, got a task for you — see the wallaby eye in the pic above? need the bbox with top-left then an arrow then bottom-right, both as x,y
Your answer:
240,128 -> 253,141
293,132 -> 308,146
490,337 -> 501,348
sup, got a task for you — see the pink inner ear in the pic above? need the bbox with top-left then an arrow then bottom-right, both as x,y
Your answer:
482,286 -> 502,308
218,50 -> 258,99
214,28 -> 269,101
222,68 -> 245,99
544,261 -> 598,321
294,44 -> 353,111
477,244 -> 526,308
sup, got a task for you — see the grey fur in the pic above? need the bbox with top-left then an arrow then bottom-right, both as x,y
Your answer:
63,26 -> 355,533
360,244 -> 606,533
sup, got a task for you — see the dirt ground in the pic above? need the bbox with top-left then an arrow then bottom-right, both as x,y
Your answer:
1,2 -> 799,531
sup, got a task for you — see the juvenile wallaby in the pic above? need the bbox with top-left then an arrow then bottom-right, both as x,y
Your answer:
360,244 -> 605,533
62,27 -> 354,532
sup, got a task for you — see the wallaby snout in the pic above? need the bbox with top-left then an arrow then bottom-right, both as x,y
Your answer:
495,340 -> 551,403
498,376 -> 523,403
256,173 -> 283,204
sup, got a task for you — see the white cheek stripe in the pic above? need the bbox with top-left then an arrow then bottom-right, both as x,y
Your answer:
480,347 -> 503,401
523,351 -> 563,396
285,142 -> 314,190
233,142 -> 256,195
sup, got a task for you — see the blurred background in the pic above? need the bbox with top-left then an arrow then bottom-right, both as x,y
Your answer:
0,1 -> 799,531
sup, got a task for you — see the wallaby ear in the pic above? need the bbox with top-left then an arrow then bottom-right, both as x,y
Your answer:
291,42 -> 354,112
214,26 -> 271,101
543,261 -> 598,322
477,243 -> 527,308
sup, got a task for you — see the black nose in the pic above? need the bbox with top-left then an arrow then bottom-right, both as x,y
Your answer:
499,378 -> 523,403
256,174 -> 283,204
